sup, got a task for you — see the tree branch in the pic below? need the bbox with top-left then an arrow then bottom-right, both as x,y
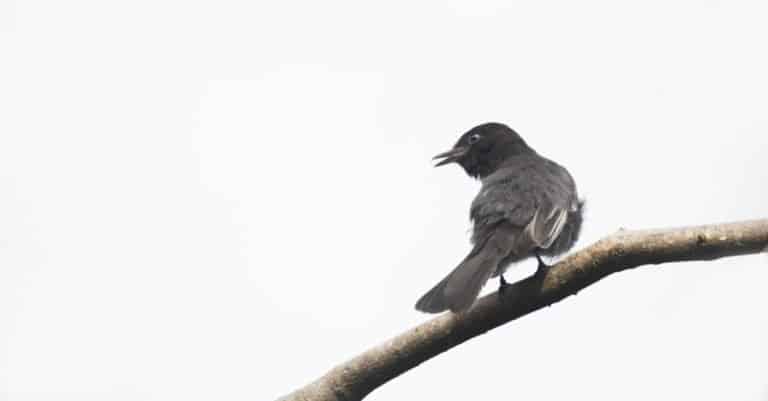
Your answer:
278,219 -> 768,401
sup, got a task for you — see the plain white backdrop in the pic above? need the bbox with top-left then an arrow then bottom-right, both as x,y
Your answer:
2,1 -> 767,400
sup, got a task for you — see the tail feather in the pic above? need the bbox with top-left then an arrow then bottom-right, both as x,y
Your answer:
415,228 -> 513,313
414,276 -> 453,313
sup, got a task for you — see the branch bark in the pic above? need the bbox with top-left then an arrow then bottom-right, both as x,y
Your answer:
278,219 -> 768,401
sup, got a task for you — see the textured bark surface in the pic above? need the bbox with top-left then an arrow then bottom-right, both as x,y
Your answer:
278,219 -> 768,401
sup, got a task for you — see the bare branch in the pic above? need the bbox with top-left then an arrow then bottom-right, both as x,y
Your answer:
278,219 -> 768,401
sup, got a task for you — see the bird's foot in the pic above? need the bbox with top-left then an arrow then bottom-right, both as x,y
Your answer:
534,252 -> 551,278
498,274 -> 510,298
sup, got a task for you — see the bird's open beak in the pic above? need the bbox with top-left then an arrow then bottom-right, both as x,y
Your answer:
432,146 -> 468,167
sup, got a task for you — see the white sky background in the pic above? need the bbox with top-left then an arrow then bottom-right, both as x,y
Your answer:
1,0 -> 768,400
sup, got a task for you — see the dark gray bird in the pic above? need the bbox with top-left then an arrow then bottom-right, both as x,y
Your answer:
415,122 -> 583,314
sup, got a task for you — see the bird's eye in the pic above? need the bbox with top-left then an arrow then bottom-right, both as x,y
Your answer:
468,134 -> 481,144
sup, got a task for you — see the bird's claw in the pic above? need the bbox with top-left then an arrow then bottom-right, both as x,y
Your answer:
534,252 -> 551,277
498,275 -> 510,299
535,262 -> 550,277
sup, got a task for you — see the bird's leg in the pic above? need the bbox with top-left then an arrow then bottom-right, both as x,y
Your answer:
498,273 -> 509,298
534,250 -> 550,277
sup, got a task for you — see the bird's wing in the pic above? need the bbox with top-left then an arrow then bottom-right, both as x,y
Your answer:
471,160 -> 577,251
525,201 -> 569,249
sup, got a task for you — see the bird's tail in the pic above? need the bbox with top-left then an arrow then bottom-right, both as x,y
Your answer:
415,228 -> 513,313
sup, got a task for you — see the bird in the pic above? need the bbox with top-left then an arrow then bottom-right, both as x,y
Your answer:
415,122 -> 584,314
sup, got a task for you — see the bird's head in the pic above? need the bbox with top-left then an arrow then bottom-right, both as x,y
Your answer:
433,122 -> 532,179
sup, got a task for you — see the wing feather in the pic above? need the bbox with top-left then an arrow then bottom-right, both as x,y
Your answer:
471,157 -> 577,251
